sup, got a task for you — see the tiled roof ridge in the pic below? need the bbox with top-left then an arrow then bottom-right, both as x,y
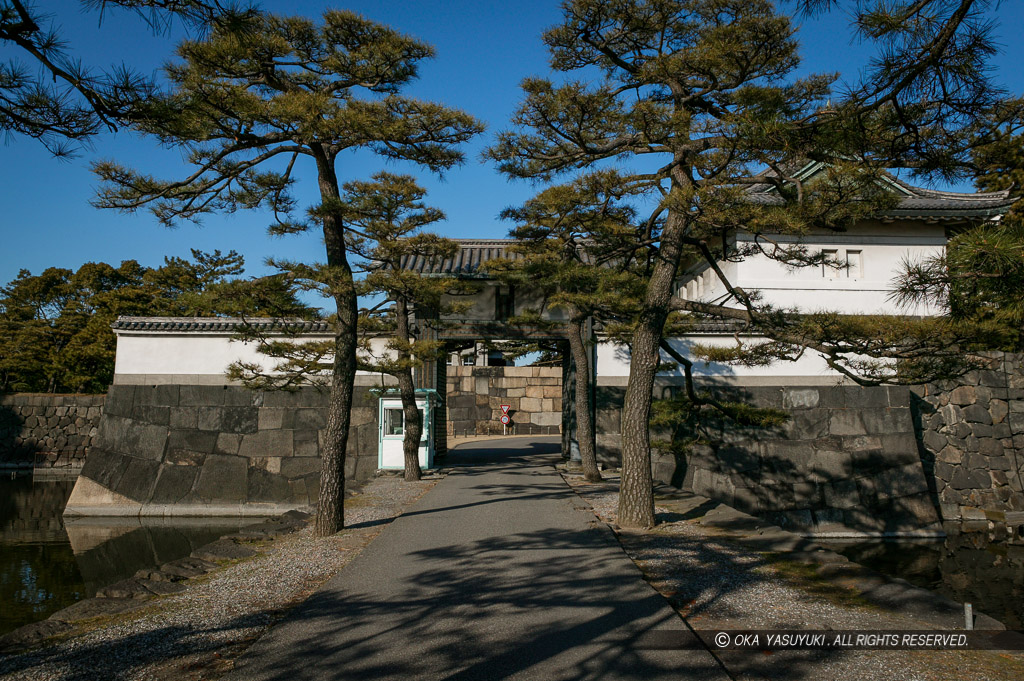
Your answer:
111,316 -> 332,332
744,159 -> 1013,202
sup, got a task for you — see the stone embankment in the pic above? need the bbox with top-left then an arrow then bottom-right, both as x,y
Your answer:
914,353 -> 1024,521
563,471 -> 1024,681
0,394 -> 104,469
0,473 -> 441,680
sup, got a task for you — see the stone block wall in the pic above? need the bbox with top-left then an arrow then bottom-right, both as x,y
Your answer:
595,383 -> 940,534
913,353 -> 1024,520
0,394 -> 105,469
65,383 -> 379,515
446,365 -> 563,436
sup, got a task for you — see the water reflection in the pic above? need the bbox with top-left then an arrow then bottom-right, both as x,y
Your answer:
824,532 -> 1024,629
0,474 -> 262,635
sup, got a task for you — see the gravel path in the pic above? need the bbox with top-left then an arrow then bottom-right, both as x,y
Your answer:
564,472 -> 1024,681
0,474 -> 440,681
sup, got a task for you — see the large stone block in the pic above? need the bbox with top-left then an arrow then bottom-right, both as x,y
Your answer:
886,387 -> 911,408
519,397 -> 543,412
921,429 -> 945,453
878,433 -> 921,464
861,407 -> 910,434
716,445 -> 760,473
531,411 -> 560,427
350,406 -> 376,428
179,385 -> 227,407
962,404 -> 993,425
823,479 -> 859,509
223,388 -> 259,407
194,454 -> 248,502
782,388 -> 819,409
295,408 -> 326,430
102,386 -> 136,417
246,468 -> 292,503
239,430 -> 294,458
808,449 -> 852,482
214,433 -> 242,456
784,409 -> 829,440
281,456 -> 321,479
150,464 -> 199,504
167,430 -> 217,456
848,447 -> 890,474
936,445 -> 963,464
169,407 -> 199,430
258,407 -> 289,431
132,405 -> 170,426
196,407 -> 222,431
113,456 -> 161,502
948,385 -> 977,406
829,409 -> 866,436
223,407 -> 259,434
293,433 -> 319,458
78,446 -> 128,490
136,421 -> 171,460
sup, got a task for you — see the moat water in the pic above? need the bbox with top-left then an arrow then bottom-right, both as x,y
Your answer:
823,533 -> 1024,629
0,473 -> 261,635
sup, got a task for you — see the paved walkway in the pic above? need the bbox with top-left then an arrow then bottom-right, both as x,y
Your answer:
226,437 -> 727,681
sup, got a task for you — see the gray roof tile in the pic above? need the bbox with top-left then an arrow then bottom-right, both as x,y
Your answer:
111,316 -> 332,333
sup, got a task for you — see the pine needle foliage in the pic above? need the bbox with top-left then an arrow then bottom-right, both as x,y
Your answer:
90,9 -> 483,536
0,0 -> 255,157
488,0 -> 1018,528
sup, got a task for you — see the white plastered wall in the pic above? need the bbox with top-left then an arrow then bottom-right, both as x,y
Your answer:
113,333 -> 393,384
677,221 -> 946,315
595,336 -> 844,386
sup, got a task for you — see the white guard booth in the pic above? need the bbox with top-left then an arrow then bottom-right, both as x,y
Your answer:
377,389 -> 436,470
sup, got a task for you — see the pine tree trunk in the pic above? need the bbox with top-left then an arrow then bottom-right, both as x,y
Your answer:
395,298 -> 423,482
617,208 -> 688,529
567,316 -> 600,482
313,149 -> 357,537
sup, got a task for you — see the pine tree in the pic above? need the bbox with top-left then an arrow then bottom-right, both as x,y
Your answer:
1,0 -> 254,156
93,11 -> 483,535
348,173 -> 472,482
491,171 -> 646,482
488,0 -> 1015,528
892,129 -> 1024,349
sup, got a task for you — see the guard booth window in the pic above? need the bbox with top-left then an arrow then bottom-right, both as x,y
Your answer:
382,406 -> 428,439
383,408 -> 404,436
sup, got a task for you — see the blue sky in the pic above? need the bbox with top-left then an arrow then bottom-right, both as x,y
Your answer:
2,0 -> 1023,290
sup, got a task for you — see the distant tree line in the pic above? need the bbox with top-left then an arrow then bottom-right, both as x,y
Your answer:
0,250 -> 309,394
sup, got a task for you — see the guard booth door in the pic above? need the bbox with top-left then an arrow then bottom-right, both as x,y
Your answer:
378,396 -> 433,470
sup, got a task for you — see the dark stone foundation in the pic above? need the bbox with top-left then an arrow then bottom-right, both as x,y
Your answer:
594,382 -> 942,535
65,383 -> 380,516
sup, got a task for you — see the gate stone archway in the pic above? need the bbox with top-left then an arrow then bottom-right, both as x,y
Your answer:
396,239 -> 596,463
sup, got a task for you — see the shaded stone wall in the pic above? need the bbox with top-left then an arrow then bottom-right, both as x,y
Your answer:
0,394 -> 104,469
446,365 -> 562,436
66,383 -> 379,515
595,383 -> 939,535
913,353 -> 1024,520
